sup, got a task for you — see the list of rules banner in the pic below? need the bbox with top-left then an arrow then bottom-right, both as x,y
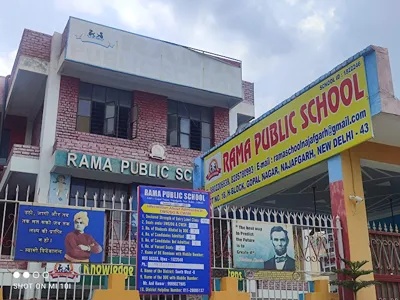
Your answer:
137,186 -> 211,295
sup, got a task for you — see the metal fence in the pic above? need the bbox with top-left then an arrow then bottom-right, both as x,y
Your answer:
369,221 -> 400,300
0,186 -> 343,300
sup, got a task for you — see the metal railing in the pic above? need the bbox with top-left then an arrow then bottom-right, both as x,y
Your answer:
369,221 -> 400,300
0,185 -> 342,299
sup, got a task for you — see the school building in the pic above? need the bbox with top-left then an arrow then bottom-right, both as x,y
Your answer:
0,16 -> 255,208
0,16 -> 254,299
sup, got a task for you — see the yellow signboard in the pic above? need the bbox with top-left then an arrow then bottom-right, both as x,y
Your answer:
204,57 -> 373,207
141,204 -> 208,217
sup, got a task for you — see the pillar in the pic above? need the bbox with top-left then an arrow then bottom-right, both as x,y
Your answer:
34,32 -> 62,203
26,32 -> 62,300
24,120 -> 33,145
327,150 -> 375,300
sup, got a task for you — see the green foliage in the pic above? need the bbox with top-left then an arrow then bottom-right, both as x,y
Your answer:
330,258 -> 380,298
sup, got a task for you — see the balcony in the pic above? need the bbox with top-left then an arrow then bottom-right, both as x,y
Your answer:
58,17 -> 243,109
5,29 -> 50,117
0,145 -> 40,198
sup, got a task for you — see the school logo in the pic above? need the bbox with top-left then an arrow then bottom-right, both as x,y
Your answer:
75,29 -> 116,49
206,158 -> 221,181
47,263 -> 80,282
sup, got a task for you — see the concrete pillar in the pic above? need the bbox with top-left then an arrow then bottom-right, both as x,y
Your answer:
327,151 -> 376,300
24,120 -> 33,145
26,33 -> 62,298
34,32 -> 62,204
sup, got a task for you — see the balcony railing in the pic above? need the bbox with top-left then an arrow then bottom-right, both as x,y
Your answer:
8,145 -> 40,161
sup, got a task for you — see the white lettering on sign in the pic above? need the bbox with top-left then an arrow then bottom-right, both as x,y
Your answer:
184,169 -> 192,182
91,156 -> 102,170
65,152 -> 192,182
161,166 -> 169,179
176,168 -> 193,182
67,153 -> 114,172
139,163 -> 147,176
79,155 -> 89,168
103,158 -> 112,172
120,160 -> 129,173
67,153 -> 78,167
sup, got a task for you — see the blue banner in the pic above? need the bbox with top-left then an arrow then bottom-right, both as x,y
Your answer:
15,204 -> 105,263
137,186 -> 211,295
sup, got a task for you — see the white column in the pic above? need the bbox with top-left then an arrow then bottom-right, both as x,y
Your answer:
24,120 -> 33,145
229,102 -> 255,135
229,109 -> 238,136
25,32 -> 62,300
34,32 -> 62,204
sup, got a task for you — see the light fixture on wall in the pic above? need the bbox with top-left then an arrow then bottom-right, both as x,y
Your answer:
349,195 -> 364,204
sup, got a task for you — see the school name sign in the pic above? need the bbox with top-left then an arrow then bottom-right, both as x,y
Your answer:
54,150 -> 192,182
204,57 -> 373,207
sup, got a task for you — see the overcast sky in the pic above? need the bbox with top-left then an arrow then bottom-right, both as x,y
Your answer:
0,0 -> 399,116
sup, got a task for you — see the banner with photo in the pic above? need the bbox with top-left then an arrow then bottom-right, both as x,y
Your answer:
15,204 -> 105,263
232,220 -> 295,271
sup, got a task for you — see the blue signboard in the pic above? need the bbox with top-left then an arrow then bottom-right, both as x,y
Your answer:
137,186 -> 211,295
15,204 -> 105,263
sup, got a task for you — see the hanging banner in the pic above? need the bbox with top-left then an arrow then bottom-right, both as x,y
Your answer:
204,57 -> 373,207
136,186 -> 211,295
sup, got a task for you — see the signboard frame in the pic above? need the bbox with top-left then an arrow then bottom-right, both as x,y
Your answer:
15,204 -> 105,263
136,186 -> 211,295
204,56 -> 374,207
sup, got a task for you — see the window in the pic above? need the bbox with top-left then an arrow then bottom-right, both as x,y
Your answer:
77,82 -> 132,139
69,178 -> 130,240
167,100 -> 212,151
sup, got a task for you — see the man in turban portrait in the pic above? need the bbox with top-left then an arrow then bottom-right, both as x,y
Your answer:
64,211 -> 102,262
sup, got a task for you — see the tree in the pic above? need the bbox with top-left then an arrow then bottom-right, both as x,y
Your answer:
330,258 -> 380,300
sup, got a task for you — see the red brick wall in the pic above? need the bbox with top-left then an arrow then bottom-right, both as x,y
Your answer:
4,115 -> 27,155
213,107 -> 229,145
10,29 -> 52,82
9,145 -> 40,159
55,76 -> 220,167
134,91 -> 168,145
242,81 -> 254,105
32,105 -> 43,147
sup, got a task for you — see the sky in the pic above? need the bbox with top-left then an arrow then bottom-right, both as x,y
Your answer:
0,0 -> 399,116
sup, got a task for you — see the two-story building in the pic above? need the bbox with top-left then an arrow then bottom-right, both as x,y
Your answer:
0,17 -> 254,252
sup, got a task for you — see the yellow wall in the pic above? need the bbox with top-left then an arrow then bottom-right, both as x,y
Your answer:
338,149 -> 376,299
